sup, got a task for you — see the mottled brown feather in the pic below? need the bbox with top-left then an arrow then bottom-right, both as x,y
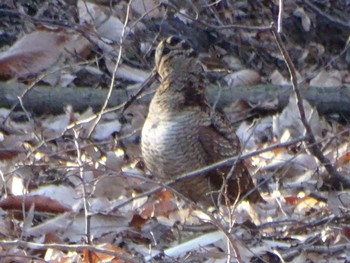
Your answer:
141,36 -> 263,205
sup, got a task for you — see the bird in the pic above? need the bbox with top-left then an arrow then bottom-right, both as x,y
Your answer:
141,36 -> 263,205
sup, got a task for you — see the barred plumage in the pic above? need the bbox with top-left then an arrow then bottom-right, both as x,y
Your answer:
141,36 -> 263,204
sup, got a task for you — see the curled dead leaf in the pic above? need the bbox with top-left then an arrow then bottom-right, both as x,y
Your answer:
0,195 -> 71,213
84,243 -> 131,263
139,189 -> 177,219
310,70 -> 342,87
224,69 -> 261,87
293,7 -> 311,32
0,29 -> 90,81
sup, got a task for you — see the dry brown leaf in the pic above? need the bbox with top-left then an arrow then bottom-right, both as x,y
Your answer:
116,65 -> 151,83
44,231 -> 63,244
0,29 -> 90,81
310,70 -> 342,87
139,189 -> 177,219
336,152 -> 350,167
78,0 -> 126,43
224,69 -> 261,87
284,195 -> 299,205
293,7 -> 311,32
328,192 -> 350,216
294,196 -> 324,215
0,149 -> 22,160
84,243 -> 131,263
343,226 -> 350,239
0,195 -> 71,213
270,70 -> 289,85
131,0 -> 164,18
129,214 -> 147,229
0,30 -> 65,80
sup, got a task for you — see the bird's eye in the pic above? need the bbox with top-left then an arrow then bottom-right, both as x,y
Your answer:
188,50 -> 197,57
181,41 -> 191,50
168,36 -> 182,46
162,47 -> 171,55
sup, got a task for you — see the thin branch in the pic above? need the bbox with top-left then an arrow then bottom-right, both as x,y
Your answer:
87,1 -> 133,138
165,2 -> 271,31
302,0 -> 350,29
277,0 -> 284,32
271,24 -> 350,188
0,240 -> 139,263
111,135 -> 307,212
283,243 -> 350,261
121,71 -> 158,113
72,128 -> 91,248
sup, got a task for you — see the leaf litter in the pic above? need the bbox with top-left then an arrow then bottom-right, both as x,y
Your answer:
0,0 -> 350,262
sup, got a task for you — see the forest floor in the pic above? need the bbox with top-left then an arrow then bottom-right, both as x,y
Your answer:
0,0 -> 350,262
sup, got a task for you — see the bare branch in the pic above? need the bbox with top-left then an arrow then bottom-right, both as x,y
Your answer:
271,24 -> 350,188
111,135 -> 307,212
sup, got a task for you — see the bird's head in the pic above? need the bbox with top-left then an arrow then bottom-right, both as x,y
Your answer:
155,36 -> 198,79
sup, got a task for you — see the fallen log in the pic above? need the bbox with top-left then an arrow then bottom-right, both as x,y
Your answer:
0,82 -> 349,118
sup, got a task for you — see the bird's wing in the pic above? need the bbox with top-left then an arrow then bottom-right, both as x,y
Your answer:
198,110 -> 240,161
198,112 -> 263,203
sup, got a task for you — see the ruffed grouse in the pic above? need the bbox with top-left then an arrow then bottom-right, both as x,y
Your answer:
141,36 -> 263,205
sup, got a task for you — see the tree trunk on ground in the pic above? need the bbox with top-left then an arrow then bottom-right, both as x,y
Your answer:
0,82 -> 349,118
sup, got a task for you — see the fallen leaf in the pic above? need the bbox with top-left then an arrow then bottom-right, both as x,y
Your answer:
310,70 -> 342,87
78,0 -> 126,43
293,7 -> 311,32
0,29 -> 90,81
270,70 -> 289,85
294,196 -> 324,215
84,243 -> 131,263
139,189 -> 177,219
131,0 -> 164,18
0,149 -> 22,160
0,195 -> 71,213
224,69 -> 261,87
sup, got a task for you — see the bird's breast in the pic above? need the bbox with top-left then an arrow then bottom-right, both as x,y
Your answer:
141,112 -> 207,179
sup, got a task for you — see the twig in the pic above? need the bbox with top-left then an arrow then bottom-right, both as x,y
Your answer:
111,135 -> 307,212
283,243 -> 350,261
0,240 -> 139,263
87,1 -> 133,138
325,38 -> 350,69
165,2 -> 271,31
110,137 -> 307,261
121,70 -> 158,113
302,0 -> 350,29
0,8 -> 75,28
108,172 -> 243,261
277,0 -> 284,32
72,128 -> 91,248
3,72 -> 47,123
270,24 -> 350,188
